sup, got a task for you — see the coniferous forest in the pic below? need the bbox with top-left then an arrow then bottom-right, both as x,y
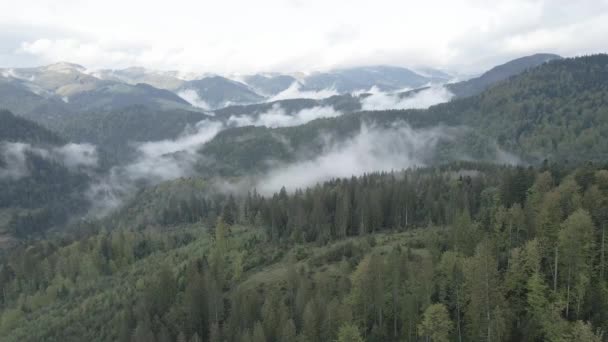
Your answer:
1,162 -> 608,341
2,8 -> 608,340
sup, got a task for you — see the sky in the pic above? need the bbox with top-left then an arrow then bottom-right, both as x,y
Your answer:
1,0 -> 608,74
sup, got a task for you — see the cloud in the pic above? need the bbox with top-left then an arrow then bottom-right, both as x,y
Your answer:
85,120 -> 224,216
53,143 -> 98,169
255,122 -> 450,194
228,104 -> 342,128
177,89 -> 211,110
361,86 -> 453,111
6,0 -> 608,75
137,120 -> 223,159
86,103 -> 351,215
269,82 -> 339,101
0,143 -> 31,180
0,142 -> 98,180
17,39 -> 136,68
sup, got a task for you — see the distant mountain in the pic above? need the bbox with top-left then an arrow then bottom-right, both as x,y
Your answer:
178,76 -> 265,109
0,62 -> 107,97
92,67 -> 188,91
242,74 -> 297,96
213,94 -> 363,121
194,54 -> 608,176
0,63 -> 199,127
412,67 -> 453,81
0,76 -> 73,124
67,82 -> 193,112
302,66 -> 438,92
447,53 -> 562,98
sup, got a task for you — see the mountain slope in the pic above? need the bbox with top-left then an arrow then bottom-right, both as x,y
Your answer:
242,74 -> 297,96
92,67 -> 187,90
0,63 -> 198,126
58,106 -> 211,162
303,65 -> 434,92
0,111 -> 94,240
430,54 -> 608,161
447,53 -> 562,98
0,110 -> 64,145
0,62 -> 104,97
0,77 -> 73,124
67,83 -> 193,112
179,76 -> 265,109
194,54 -> 608,176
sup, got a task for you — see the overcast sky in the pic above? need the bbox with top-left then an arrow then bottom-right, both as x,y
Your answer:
1,0 -> 607,74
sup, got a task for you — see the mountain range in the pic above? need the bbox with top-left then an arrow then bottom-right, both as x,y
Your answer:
3,51 -> 608,342
0,53 -> 559,121
0,52 -> 572,240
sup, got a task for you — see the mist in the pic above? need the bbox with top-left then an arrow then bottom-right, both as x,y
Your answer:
361,86 -> 453,111
255,122 -> 451,194
269,82 -> 339,101
53,143 -> 98,170
85,120 -> 224,216
0,143 -> 30,180
0,142 -> 98,180
228,104 -> 342,128
177,89 -> 212,110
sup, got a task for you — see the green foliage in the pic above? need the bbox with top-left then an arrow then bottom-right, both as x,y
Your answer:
197,55 -> 608,178
337,322 -> 364,342
1,163 -> 608,341
418,303 -> 453,342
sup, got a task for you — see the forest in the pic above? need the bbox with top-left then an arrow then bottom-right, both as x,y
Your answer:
1,161 -> 607,342
2,53 -> 608,341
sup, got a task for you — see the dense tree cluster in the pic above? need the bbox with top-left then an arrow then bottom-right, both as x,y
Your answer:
1,162 -> 607,341
0,110 -> 93,238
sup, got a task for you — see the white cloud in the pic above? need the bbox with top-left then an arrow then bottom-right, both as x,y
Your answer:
177,89 -> 211,110
361,86 -> 453,111
137,120 -> 224,160
52,143 -> 98,170
3,0 -> 608,74
269,82 -> 339,101
0,142 -> 98,180
228,104 -> 342,128
86,120 -> 224,216
0,143 -> 32,180
256,122 -> 449,194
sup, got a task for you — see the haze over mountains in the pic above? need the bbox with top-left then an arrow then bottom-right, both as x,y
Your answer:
0,53 -> 558,115
0,51 -> 585,237
4,0 -> 608,339
4,47 -> 608,342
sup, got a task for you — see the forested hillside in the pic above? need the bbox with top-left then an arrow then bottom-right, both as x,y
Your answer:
1,162 -> 607,341
2,0 -> 608,339
0,110 -> 96,241
446,53 -> 562,98
196,55 -> 608,176
57,106 -> 212,163
1,55 -> 608,342
0,110 -> 64,145
426,54 -> 608,162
